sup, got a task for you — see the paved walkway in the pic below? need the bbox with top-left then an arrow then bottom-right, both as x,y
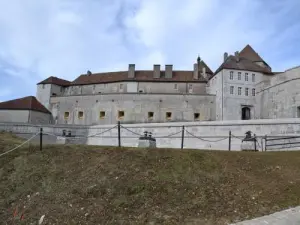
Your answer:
231,206 -> 300,225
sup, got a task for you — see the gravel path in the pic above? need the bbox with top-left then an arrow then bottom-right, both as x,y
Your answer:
231,206 -> 300,225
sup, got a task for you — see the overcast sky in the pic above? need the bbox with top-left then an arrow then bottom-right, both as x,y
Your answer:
0,0 -> 300,102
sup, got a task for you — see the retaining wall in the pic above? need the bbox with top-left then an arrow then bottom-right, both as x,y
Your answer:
2,119 -> 300,151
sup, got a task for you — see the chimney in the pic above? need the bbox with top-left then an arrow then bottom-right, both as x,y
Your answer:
128,64 -> 135,78
193,63 -> 199,79
165,65 -> 173,78
153,65 -> 161,78
87,70 -> 92,76
235,51 -> 240,62
224,52 -> 228,62
202,67 -> 207,79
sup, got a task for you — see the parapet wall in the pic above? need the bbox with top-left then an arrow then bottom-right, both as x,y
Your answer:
2,119 -> 300,151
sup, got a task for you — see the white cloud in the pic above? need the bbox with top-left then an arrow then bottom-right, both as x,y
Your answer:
0,0 -> 299,101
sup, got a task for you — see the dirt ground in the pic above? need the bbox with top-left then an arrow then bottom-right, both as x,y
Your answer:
1,132 -> 300,225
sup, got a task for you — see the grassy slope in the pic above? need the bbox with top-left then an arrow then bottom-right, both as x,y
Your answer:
0,133 -> 300,225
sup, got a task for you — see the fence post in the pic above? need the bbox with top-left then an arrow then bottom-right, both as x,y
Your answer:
117,121 -> 121,147
228,131 -> 232,151
254,134 -> 257,151
181,126 -> 185,149
39,128 -> 43,151
264,135 -> 267,151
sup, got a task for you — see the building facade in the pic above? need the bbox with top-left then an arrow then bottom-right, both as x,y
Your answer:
1,44 -> 299,125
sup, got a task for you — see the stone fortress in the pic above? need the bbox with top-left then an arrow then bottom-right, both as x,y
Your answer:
1,44 -> 300,126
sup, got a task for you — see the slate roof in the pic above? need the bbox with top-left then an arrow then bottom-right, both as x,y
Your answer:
37,76 -> 71,86
0,96 -> 51,114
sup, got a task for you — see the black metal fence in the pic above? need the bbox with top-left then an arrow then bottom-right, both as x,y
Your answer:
264,135 -> 300,151
0,122 -> 268,151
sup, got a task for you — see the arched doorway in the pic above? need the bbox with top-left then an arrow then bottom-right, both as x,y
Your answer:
241,107 -> 251,120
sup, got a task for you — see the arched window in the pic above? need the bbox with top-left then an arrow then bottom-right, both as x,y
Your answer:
241,107 -> 251,120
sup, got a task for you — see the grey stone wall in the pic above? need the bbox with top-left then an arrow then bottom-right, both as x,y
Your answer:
63,81 -> 207,96
29,111 -> 53,124
36,84 -> 52,110
0,110 -> 30,123
87,118 -> 300,150
207,69 -> 264,121
50,93 -> 216,125
2,119 -> 300,151
258,66 -> 300,119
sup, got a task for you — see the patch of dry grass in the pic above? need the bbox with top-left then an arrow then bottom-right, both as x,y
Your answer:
1,132 -> 300,224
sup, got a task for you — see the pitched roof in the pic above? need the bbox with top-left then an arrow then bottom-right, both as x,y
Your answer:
214,55 -> 274,76
71,63 -> 213,85
0,96 -> 51,114
239,44 -> 265,62
37,76 -> 71,87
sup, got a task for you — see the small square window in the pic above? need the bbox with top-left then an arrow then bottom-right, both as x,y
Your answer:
238,72 -> 241,80
166,112 -> 172,120
100,111 -> 106,119
194,113 -> 200,120
148,112 -> 154,119
118,110 -> 125,119
64,112 -> 69,119
78,111 -> 84,119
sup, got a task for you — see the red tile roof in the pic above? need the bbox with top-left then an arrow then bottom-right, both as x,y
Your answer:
37,61 -> 213,86
37,76 -> 71,86
212,44 -> 274,79
239,44 -> 265,62
214,55 -> 274,75
0,96 -> 51,114
71,70 -> 211,85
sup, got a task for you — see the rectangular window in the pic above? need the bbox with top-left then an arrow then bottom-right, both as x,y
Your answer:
42,84 -> 45,89
245,88 -> 249,96
230,86 -> 234,94
78,111 -> 84,119
166,112 -> 172,120
64,112 -> 70,119
238,87 -> 242,95
238,72 -> 241,80
119,84 -> 123,90
230,71 -> 233,80
194,113 -> 200,120
174,84 -> 178,89
148,112 -> 154,119
118,110 -> 125,119
252,88 -> 256,96
252,74 -> 255,82
99,111 -> 106,119
245,73 -> 249,81
297,107 -> 300,118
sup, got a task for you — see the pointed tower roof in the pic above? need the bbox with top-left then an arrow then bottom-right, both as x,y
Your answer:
0,96 -> 51,114
37,76 -> 71,87
239,44 -> 264,62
